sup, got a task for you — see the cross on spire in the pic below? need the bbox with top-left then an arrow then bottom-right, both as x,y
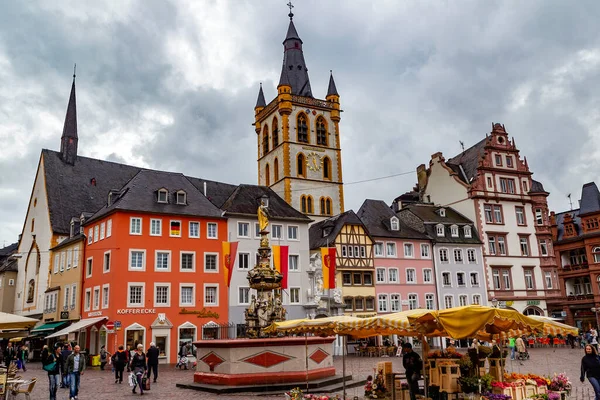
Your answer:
287,1 -> 294,20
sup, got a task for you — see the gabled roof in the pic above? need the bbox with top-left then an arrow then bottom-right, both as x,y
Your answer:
220,184 -> 311,222
579,182 -> 600,216
86,170 -> 224,223
186,177 -> 238,209
0,243 -> 18,258
445,138 -> 487,184
43,149 -> 142,234
309,210 -> 371,249
357,199 -> 428,240
50,234 -> 84,251
0,258 -> 17,274
398,204 -> 482,244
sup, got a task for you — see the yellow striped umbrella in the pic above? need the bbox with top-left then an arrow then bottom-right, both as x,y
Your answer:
483,315 -> 578,339
408,305 -> 545,339
335,309 -> 431,337
265,315 -> 362,336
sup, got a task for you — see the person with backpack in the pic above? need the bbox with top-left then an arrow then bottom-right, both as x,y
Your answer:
60,343 -> 72,388
112,345 -> 128,384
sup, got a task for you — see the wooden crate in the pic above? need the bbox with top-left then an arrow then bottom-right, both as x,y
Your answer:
439,364 -> 460,393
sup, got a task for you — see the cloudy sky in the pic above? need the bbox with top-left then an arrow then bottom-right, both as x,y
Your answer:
1,0 -> 600,245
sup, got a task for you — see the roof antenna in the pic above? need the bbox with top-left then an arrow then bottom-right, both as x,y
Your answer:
287,1 -> 294,20
459,140 -> 465,153
568,193 -> 573,211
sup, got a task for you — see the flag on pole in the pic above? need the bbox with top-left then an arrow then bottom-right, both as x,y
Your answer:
222,241 -> 239,287
272,245 -> 289,289
320,247 -> 336,289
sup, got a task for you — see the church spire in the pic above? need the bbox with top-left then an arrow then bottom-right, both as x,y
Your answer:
60,65 -> 79,165
327,70 -> 339,97
279,5 -> 312,98
255,83 -> 266,108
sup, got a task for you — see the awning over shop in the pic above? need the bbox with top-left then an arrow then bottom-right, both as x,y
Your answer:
9,337 -> 25,343
30,321 -> 69,334
0,312 -> 38,330
45,317 -> 107,339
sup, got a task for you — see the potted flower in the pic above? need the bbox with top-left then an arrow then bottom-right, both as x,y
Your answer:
459,376 -> 482,394
481,392 -> 512,400
458,354 -> 473,376
547,373 -> 571,400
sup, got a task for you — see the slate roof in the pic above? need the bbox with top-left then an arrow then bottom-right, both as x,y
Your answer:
43,149 -> 142,234
87,170 -> 224,223
0,243 -> 18,258
220,184 -> 311,222
255,84 -> 266,108
0,259 -> 17,274
530,180 -> 547,194
309,210 -> 372,249
357,199 -> 429,240
579,182 -> 600,216
555,209 -> 581,242
186,177 -> 238,209
399,204 -> 482,244
445,137 -> 487,184
279,19 -> 313,97
327,72 -> 339,97
50,234 -> 84,251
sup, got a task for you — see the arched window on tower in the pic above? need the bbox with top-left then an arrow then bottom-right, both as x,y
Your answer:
326,198 -> 332,215
316,117 -> 327,146
274,158 -> 279,182
265,164 -> 270,186
320,197 -> 326,215
272,117 -> 279,148
297,153 -> 305,177
307,196 -> 314,214
301,195 -> 307,213
323,157 -> 331,180
262,126 -> 269,155
297,114 -> 309,143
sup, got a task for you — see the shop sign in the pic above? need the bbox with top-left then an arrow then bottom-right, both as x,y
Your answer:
179,308 -> 220,318
60,312 -> 69,319
88,311 -> 102,317
114,321 -> 122,330
116,308 -> 157,315
527,300 -> 540,306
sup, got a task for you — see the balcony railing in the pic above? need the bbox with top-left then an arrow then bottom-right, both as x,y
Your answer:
567,293 -> 595,301
562,263 -> 589,271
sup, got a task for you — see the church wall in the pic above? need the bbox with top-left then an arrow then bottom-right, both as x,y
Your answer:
15,155 -> 53,317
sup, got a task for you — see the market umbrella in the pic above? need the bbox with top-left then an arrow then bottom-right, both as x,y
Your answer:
407,305 -> 545,339
336,309 -> 430,337
265,315 -> 361,336
0,312 -> 38,331
486,315 -> 579,339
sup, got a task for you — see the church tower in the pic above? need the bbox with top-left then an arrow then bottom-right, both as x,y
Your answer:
254,8 -> 344,220
60,70 -> 79,165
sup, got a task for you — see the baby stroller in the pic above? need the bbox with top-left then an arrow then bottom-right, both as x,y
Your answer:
176,355 -> 189,369
517,348 -> 530,360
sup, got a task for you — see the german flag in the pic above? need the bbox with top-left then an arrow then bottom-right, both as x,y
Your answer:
320,247 -> 336,289
222,241 -> 239,287
272,245 -> 289,289
170,221 -> 181,236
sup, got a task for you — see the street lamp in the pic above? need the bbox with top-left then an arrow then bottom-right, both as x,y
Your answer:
491,298 -> 498,308
592,307 -> 599,329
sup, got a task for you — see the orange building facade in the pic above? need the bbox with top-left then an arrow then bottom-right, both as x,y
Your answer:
82,211 -> 228,363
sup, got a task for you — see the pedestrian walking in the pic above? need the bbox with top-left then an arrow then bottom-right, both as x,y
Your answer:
18,344 -> 28,371
112,345 -> 128,384
44,344 -> 62,400
40,344 -> 49,364
402,342 -> 422,400
580,344 -> 600,400
129,344 -> 147,395
508,336 -> 516,360
99,345 -> 110,370
516,336 -> 526,359
66,345 -> 86,400
4,342 -> 14,368
146,342 -> 160,383
60,343 -> 72,388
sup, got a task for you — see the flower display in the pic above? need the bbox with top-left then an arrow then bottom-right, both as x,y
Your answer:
364,369 -> 387,399
285,387 -> 340,400
428,349 -> 464,359
503,373 -> 549,387
481,392 -> 512,400
547,373 -> 571,394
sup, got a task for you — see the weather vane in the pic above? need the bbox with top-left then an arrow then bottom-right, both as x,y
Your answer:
287,1 -> 294,20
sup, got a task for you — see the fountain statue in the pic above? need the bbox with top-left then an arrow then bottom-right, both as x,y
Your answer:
245,200 -> 286,338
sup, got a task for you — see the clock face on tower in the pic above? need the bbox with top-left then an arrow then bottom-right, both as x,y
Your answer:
306,151 -> 322,171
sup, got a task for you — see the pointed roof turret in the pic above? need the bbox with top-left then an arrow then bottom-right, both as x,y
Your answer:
279,10 -> 312,97
255,83 -> 266,108
327,70 -> 339,96
60,65 -> 79,165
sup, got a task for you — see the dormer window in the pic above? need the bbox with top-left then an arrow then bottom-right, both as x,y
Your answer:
450,225 -> 459,237
439,208 -> 446,217
390,217 -> 399,231
176,191 -> 187,205
464,225 -> 472,238
70,221 -> 75,238
436,224 -> 445,237
108,192 -> 113,206
323,228 -> 331,237
157,189 -> 168,203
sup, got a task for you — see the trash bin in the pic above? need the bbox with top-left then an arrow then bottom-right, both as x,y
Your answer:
91,355 -> 101,367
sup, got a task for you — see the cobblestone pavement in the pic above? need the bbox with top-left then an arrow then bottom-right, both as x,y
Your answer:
8,347 -> 591,399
